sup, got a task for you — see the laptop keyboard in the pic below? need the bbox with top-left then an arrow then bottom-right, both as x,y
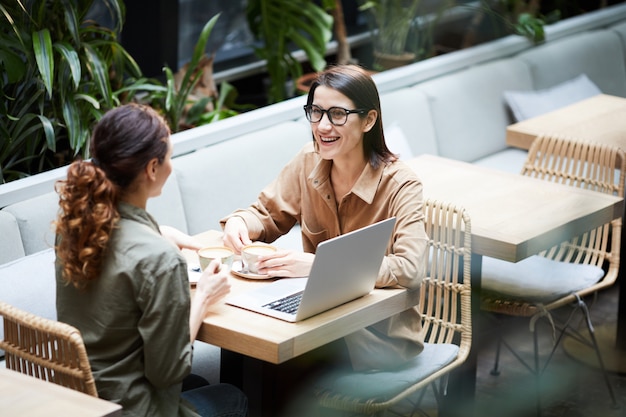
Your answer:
263,292 -> 303,315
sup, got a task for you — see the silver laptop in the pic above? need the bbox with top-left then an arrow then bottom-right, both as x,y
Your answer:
225,217 -> 396,322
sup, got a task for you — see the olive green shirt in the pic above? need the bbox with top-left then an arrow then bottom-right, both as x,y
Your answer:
221,142 -> 428,370
56,203 -> 198,417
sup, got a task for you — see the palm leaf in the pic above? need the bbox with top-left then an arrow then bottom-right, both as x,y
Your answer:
54,41 -> 81,89
32,29 -> 53,98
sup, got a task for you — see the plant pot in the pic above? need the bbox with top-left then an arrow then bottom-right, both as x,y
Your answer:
373,51 -> 416,70
296,72 -> 320,94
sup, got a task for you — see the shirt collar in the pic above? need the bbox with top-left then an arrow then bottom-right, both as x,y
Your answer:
118,202 -> 160,233
308,157 -> 385,204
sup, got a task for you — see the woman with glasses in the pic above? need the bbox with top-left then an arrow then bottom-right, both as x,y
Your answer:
221,64 -> 427,373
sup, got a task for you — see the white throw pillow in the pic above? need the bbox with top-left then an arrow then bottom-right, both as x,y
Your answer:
482,255 -> 604,302
504,74 -> 602,122
384,123 -> 414,160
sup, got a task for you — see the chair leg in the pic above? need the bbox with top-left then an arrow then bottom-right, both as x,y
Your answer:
575,296 -> 618,409
533,327 -> 542,417
490,337 -> 502,376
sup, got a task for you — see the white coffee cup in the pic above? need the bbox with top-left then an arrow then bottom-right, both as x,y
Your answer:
241,244 -> 277,274
198,246 -> 235,272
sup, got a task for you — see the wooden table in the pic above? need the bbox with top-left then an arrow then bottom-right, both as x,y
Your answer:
185,232 -> 420,416
505,94 -> 626,372
506,94 -> 626,151
0,368 -> 122,417
405,155 -> 624,415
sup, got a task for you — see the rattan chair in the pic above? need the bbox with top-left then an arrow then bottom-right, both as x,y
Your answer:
314,199 -> 472,416
481,134 -> 624,415
0,301 -> 98,397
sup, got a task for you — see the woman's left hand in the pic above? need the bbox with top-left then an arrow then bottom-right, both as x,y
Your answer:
256,250 -> 315,278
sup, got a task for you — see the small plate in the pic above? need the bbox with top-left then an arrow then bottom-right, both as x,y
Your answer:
230,260 -> 273,280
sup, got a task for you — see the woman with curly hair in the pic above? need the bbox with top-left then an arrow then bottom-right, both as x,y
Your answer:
54,103 -> 247,417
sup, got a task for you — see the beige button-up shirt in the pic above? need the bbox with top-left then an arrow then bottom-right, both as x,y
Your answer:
222,142 -> 428,370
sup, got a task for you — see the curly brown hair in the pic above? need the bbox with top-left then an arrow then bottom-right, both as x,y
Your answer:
55,103 -> 170,289
55,162 -> 120,289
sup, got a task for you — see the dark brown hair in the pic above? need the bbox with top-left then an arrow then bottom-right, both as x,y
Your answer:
306,64 -> 397,168
55,104 -> 170,288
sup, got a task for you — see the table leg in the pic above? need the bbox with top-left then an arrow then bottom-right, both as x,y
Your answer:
221,350 -> 278,417
221,349 -> 316,417
440,252 -> 481,417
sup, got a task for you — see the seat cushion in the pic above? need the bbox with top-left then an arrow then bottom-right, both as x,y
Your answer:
315,342 -> 458,401
0,210 -> 25,264
517,30 -> 626,97
174,121 -> 310,235
482,255 -> 604,302
415,57 -> 532,163
0,249 -> 57,358
472,148 -> 528,174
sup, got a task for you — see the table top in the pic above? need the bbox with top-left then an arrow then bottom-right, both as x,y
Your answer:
186,231 -> 420,364
0,368 -> 122,417
506,94 -> 626,150
405,154 -> 624,262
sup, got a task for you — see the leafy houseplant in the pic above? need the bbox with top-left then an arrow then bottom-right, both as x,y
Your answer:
1,2 -> 244,183
246,0 -> 334,104
359,0 -> 424,69
127,13 -> 254,132
459,0 -> 559,49
0,0 -> 146,183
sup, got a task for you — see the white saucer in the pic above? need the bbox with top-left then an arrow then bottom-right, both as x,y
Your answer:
230,260 -> 273,280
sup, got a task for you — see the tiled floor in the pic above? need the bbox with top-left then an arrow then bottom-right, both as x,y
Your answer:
284,284 -> 626,417
472,284 -> 626,417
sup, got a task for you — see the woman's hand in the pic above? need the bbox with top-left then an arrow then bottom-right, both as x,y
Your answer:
160,225 -> 203,251
222,217 -> 252,254
189,259 -> 231,341
256,250 -> 315,278
195,260 -> 231,306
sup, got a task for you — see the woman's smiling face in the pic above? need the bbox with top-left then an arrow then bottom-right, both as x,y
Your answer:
310,85 -> 374,163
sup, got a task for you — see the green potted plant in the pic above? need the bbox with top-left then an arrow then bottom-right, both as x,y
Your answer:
459,0 -> 558,49
245,0 -> 334,104
0,0 -> 146,182
358,0 -> 455,70
0,2 -> 243,183
358,0 -> 423,69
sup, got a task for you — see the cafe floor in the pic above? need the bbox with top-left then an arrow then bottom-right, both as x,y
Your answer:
471,283 -> 626,417
286,284 -> 626,417
404,283 -> 626,417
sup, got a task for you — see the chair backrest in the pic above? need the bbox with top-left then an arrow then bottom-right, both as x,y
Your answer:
315,200 -> 473,415
0,301 -> 98,397
422,199 -> 473,358
522,134 -> 625,197
522,135 -> 624,285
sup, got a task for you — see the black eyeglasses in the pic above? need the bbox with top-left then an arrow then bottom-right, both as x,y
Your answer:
303,104 -> 367,126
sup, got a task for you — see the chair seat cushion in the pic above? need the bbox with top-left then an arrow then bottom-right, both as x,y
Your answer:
482,255 -> 604,302
0,249 -> 56,358
315,342 -> 459,401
